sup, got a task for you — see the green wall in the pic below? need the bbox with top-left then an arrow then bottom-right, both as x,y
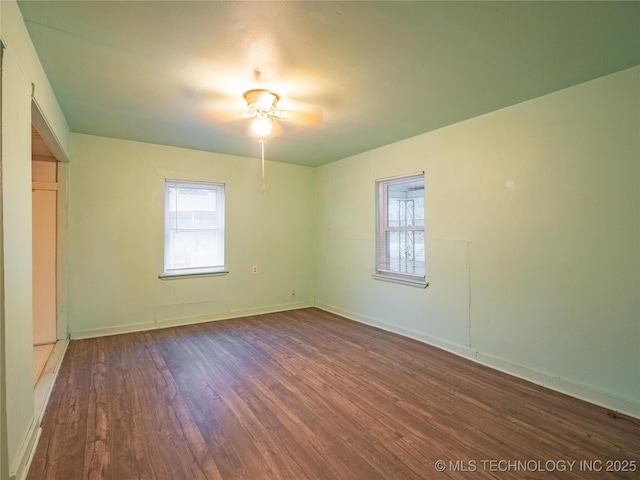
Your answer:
0,2 -> 70,478
1,0 -> 638,474
2,42 -> 33,480
68,134 -> 316,338
315,66 -> 640,416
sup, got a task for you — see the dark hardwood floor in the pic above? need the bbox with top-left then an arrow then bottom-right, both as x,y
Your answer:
28,308 -> 639,479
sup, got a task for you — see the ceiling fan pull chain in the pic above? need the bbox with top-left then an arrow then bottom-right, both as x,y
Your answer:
260,137 -> 266,194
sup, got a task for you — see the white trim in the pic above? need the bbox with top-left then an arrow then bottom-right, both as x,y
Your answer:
31,100 -> 69,163
12,339 -> 69,480
375,172 -> 426,282
376,170 -> 425,183
69,300 -> 315,340
315,301 -> 640,420
159,269 -> 229,280
9,419 -> 38,480
16,428 -> 40,480
34,340 -> 69,425
371,273 -> 428,288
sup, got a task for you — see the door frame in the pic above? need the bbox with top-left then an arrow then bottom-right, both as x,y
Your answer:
31,100 -> 69,341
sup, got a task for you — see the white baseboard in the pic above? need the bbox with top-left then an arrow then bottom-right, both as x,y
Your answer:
12,339 -> 70,480
70,300 -> 315,340
9,419 -> 39,480
34,339 -> 69,425
316,301 -> 640,420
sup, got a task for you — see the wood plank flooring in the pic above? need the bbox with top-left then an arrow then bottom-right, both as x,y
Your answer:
28,308 -> 639,479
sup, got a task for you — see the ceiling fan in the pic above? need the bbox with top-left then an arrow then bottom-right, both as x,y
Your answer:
242,89 -> 282,137
214,86 -> 322,193
200,66 -> 323,139
195,64 -> 323,192
236,87 -> 322,140
240,89 -> 282,194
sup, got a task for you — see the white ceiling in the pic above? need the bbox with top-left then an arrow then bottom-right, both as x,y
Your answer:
17,1 -> 640,167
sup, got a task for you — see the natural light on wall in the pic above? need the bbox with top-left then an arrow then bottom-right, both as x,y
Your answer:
163,180 -> 226,277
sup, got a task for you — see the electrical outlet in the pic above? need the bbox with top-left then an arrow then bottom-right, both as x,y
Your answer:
252,265 -> 258,275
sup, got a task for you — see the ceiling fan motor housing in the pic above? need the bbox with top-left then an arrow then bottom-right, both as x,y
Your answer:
244,89 -> 281,116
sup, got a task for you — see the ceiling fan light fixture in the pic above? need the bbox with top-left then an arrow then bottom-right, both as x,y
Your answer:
252,112 -> 272,137
258,91 -> 277,109
244,89 -> 280,115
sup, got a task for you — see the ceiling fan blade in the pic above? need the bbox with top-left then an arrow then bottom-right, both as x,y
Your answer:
203,110 -> 247,123
278,106 -> 323,127
267,119 -> 285,138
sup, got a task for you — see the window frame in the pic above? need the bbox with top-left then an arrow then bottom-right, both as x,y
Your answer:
160,179 -> 228,279
373,172 -> 428,288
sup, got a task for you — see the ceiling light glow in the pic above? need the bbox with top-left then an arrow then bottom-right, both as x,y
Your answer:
252,113 -> 272,137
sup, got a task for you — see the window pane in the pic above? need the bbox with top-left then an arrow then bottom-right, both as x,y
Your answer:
168,231 -> 220,269
376,173 -> 426,281
165,181 -> 225,273
385,230 -> 425,276
414,231 -> 425,276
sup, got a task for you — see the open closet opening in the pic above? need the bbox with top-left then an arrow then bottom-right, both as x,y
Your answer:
30,99 -> 70,427
31,124 -> 58,385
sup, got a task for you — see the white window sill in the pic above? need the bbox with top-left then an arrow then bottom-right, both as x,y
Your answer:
159,269 -> 229,280
372,273 -> 429,289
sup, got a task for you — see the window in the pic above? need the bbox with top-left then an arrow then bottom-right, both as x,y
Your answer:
374,172 -> 427,287
163,180 -> 226,277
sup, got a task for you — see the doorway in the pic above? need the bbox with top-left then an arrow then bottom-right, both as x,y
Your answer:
31,125 -> 58,385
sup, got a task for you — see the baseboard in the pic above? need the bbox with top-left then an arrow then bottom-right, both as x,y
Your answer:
11,339 -> 70,480
474,351 -> 640,419
316,301 -> 640,420
9,419 -> 39,480
155,300 -> 315,329
70,300 -> 315,340
34,339 -> 69,425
